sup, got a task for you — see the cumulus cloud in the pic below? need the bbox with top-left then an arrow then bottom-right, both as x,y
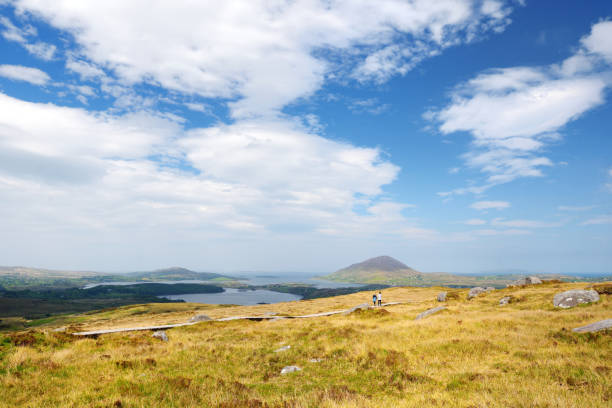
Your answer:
430,20 -> 612,194
11,0 -> 517,117
0,64 -> 49,85
470,201 -> 510,210
0,92 -> 433,253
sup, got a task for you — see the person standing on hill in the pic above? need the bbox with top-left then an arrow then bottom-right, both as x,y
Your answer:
377,291 -> 382,306
372,293 -> 377,306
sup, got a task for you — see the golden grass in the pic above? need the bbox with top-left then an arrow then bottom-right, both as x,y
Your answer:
0,281 -> 610,407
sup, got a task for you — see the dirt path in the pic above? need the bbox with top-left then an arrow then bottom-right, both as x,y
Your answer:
72,302 -> 403,337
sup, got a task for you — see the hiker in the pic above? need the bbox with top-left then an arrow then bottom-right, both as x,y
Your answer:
372,293 -> 377,306
377,291 -> 382,306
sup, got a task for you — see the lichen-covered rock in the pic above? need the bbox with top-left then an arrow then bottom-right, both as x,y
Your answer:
499,296 -> 511,306
437,292 -> 447,302
280,365 -> 301,374
553,290 -> 599,308
152,330 -> 168,342
415,306 -> 446,320
468,287 -> 486,299
572,319 -> 612,333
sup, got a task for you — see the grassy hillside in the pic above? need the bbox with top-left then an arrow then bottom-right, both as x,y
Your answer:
0,281 -> 610,407
0,266 -> 235,291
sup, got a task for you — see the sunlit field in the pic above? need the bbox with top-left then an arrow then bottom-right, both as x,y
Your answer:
1,281 -> 610,407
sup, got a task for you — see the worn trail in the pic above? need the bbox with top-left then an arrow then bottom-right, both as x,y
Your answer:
72,302 -> 404,337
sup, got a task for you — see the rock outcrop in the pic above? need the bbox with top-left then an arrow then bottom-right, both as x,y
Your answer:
499,296 -> 511,306
553,290 -> 599,308
437,292 -> 447,302
509,276 -> 543,286
152,330 -> 168,342
415,306 -> 446,320
280,366 -> 301,374
572,319 -> 612,333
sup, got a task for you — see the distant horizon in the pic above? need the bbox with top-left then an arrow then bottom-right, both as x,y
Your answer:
3,263 -> 611,278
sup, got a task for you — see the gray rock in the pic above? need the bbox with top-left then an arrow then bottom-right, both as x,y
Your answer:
264,312 -> 278,316
274,345 -> 291,352
152,330 -> 168,342
572,319 -> 612,333
52,326 -> 67,332
342,303 -> 371,315
415,306 -> 446,320
280,365 -> 301,374
510,276 -> 543,286
485,287 -> 495,292
499,296 -> 511,306
468,287 -> 486,299
437,292 -> 447,302
190,314 -> 212,322
309,358 -> 323,363
553,290 -> 600,308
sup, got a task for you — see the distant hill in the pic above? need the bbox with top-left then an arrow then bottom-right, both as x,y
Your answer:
319,256 -> 596,287
125,267 -> 234,281
0,266 -> 236,291
322,256 -> 422,284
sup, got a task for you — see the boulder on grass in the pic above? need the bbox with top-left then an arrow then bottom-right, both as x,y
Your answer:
415,306 -> 446,320
499,296 -> 512,306
510,276 -> 543,286
280,366 -> 301,374
468,287 -> 486,299
437,292 -> 447,302
152,330 -> 168,342
572,319 -> 612,333
553,290 -> 599,309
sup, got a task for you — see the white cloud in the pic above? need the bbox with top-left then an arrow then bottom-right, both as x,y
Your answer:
581,215 -> 612,226
180,119 -> 399,197
0,64 -> 50,85
470,200 -> 510,210
65,57 -> 106,80
490,218 -> 562,228
12,0 -> 517,117
473,228 -> 530,236
0,92 -> 432,252
581,20 -> 612,63
348,98 -> 390,115
464,218 -> 486,225
557,205 -> 596,212
430,21 -> 612,194
0,15 -> 56,60
184,103 -> 209,113
609,167 -> 612,177
448,167 -> 460,174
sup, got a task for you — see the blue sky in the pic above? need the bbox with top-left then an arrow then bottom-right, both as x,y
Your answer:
0,0 -> 610,274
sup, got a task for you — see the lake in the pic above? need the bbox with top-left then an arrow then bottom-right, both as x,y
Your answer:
83,273 -> 362,305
